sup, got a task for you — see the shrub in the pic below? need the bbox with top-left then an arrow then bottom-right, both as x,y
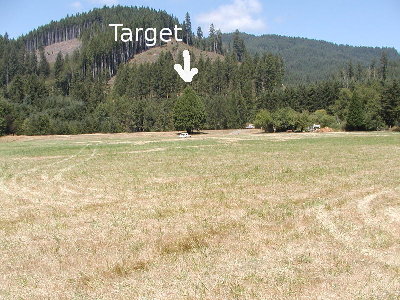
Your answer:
254,109 -> 274,132
22,114 -> 51,135
273,107 -> 298,132
310,109 -> 337,128
296,111 -> 311,132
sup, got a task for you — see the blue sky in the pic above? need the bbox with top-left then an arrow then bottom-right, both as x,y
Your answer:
0,0 -> 399,52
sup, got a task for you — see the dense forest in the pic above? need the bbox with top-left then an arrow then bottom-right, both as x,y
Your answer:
222,33 -> 400,84
0,6 -> 399,136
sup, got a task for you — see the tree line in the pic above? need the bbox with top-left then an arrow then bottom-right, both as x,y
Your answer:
0,6 -> 399,136
222,32 -> 400,84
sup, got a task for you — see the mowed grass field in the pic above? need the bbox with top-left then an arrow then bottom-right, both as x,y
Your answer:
0,130 -> 399,299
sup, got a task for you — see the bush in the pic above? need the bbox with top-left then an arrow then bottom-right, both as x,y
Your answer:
273,107 -> 298,132
0,98 -> 15,136
254,109 -> 274,132
22,114 -> 51,135
0,114 -> 5,136
310,109 -> 337,128
296,111 -> 311,132
49,119 -> 84,135
254,107 -> 340,132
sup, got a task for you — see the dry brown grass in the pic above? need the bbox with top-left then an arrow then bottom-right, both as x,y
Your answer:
0,130 -> 399,299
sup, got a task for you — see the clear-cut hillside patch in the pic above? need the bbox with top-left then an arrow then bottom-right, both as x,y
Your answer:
36,38 -> 82,63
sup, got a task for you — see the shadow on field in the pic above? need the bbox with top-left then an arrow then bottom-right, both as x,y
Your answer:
176,131 -> 208,135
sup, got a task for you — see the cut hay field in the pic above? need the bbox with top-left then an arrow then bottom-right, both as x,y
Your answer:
0,130 -> 399,299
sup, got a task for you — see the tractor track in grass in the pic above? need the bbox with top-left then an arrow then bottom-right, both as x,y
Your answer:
315,189 -> 400,267
0,144 -> 90,200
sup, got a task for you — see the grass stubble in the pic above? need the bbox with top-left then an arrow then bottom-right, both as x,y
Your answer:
0,130 -> 399,299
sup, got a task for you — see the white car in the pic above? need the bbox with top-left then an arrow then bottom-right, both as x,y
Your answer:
179,133 -> 191,138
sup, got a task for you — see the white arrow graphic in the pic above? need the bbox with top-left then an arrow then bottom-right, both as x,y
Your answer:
174,50 -> 198,83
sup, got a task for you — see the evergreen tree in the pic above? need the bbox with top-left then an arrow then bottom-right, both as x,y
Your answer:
184,12 -> 193,45
26,52 -> 38,75
347,61 -> 354,80
227,92 -> 246,128
0,101 -> 6,136
381,80 -> 400,127
209,24 -> 216,52
38,47 -> 50,77
380,51 -> 388,81
54,51 -> 64,78
173,87 -> 205,134
195,26 -> 204,50
215,29 -> 223,54
24,74 -> 48,104
3,42 -> 20,86
196,26 -> 203,40
233,29 -> 246,62
22,114 -> 51,135
356,63 -> 363,81
346,92 -> 365,131
370,60 -> 377,79
8,74 -> 25,102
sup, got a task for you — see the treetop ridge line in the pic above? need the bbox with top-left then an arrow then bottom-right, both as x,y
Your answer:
109,24 -> 183,47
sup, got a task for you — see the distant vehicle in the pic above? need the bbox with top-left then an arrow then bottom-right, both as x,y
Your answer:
312,124 -> 321,131
246,124 -> 255,129
179,133 -> 191,138
306,124 -> 321,132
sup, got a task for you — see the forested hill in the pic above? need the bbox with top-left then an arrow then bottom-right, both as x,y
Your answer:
1,6 -> 399,137
222,33 -> 400,84
14,6 -> 400,84
20,6 -> 181,78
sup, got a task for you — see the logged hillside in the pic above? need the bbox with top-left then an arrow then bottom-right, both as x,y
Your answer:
13,6 -> 400,83
128,40 -> 224,65
222,33 -> 400,84
107,40 -> 224,85
38,39 -> 81,64
21,6 -> 181,78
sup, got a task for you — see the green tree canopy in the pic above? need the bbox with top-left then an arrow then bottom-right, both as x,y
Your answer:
0,99 -> 7,136
254,109 -> 274,132
381,80 -> 400,127
346,92 -> 366,131
173,87 -> 205,134
38,48 -> 50,77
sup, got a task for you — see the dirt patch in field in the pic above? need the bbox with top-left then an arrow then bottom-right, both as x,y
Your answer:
318,127 -> 335,133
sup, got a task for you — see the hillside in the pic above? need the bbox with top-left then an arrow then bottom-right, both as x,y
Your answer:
38,38 -> 81,63
35,37 -> 222,84
106,40 -> 224,85
222,33 -> 400,83
128,40 -> 224,65
1,6 -> 399,137
19,6 -> 181,78
17,5 -> 400,84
